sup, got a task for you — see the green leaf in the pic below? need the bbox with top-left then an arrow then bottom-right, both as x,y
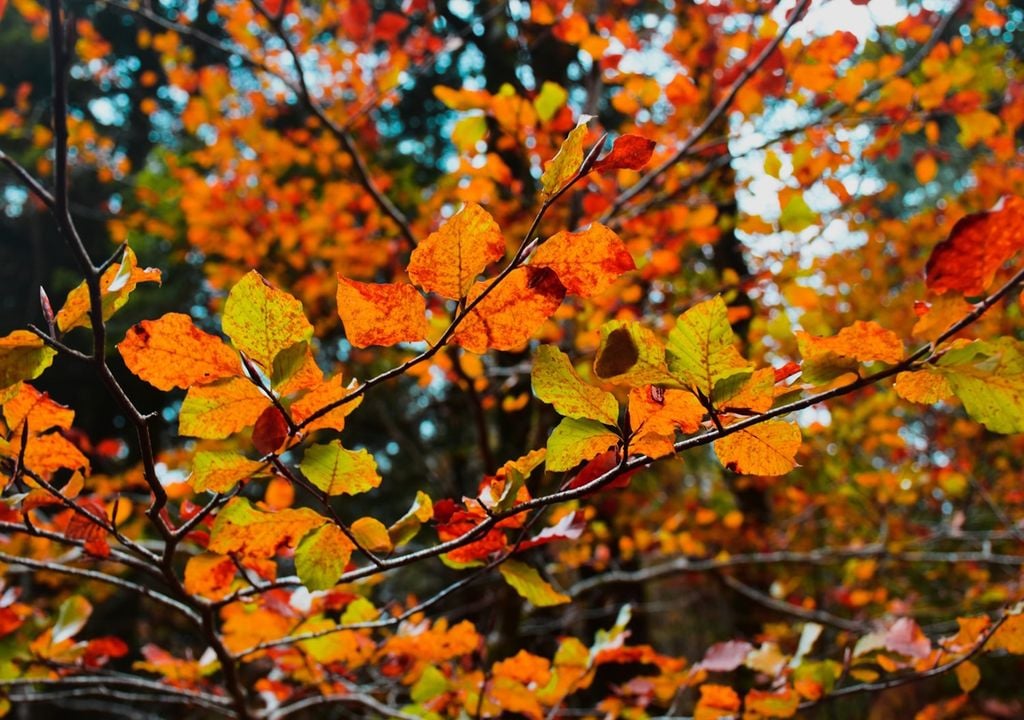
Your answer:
938,338 -> 1024,434
498,559 -> 569,606
532,345 -> 618,425
189,451 -> 264,493
593,320 -> 678,387
411,665 -> 448,703
53,596 -> 92,644
222,270 -> 313,370
300,442 -> 381,496
540,119 -> 590,196
0,331 -> 55,390
546,417 -> 619,472
666,296 -> 752,397
295,524 -> 353,591
779,193 -> 816,232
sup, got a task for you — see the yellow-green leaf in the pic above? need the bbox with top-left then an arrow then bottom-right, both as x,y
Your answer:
300,441 -> 381,496
56,247 -> 161,333
190,451 -> 265,493
498,559 -> 569,606
546,417 -> 619,472
667,296 -> 752,398
178,377 -> 271,439
532,345 -> 618,425
222,270 -> 313,370
0,331 -> 55,390
295,523 -> 353,591
540,120 -> 590,196
534,81 -> 568,121
938,338 -> 1024,434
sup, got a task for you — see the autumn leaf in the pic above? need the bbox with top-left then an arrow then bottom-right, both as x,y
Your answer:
178,377 -> 270,439
987,613 -> 1024,653
529,223 -> 635,297
540,119 -> 590,195
884,617 -> 931,659
407,203 -> 505,299
252,406 -> 289,455
351,516 -> 393,553
799,321 -> 904,370
627,386 -> 704,458
592,134 -> 656,172
118,313 -> 240,390
593,320 -> 677,386
295,523 -> 353,591
714,420 -> 801,476
453,266 -> 565,353
893,370 -> 952,404
388,490 -> 434,547
336,277 -> 428,347
2,383 -> 74,433
290,374 -> 362,433
667,296 -> 753,398
208,497 -> 325,560
189,451 -> 264,493
183,553 -> 236,600
546,417 -> 619,472
271,341 -> 323,395
498,559 -> 569,606
222,270 -> 313,369
0,330 -> 56,390
300,441 -> 381,495
56,247 -> 161,333
936,338 -> 1024,433
696,684 -> 741,718
700,640 -> 753,672
925,196 -> 1024,296
532,345 -> 618,425
744,686 -> 800,718
52,596 -> 92,644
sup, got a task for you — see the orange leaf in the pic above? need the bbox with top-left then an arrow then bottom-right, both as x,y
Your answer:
744,686 -> 799,718
926,196 -> 1024,296
806,320 -> 904,365
988,613 -> 1024,653
2,383 -> 74,433
183,553 -> 236,600
592,134 -> 656,172
696,684 -> 740,718
337,277 -> 428,348
118,313 -> 240,390
628,386 -> 704,458
530,223 -> 635,297
407,203 -> 506,299
56,247 -> 161,333
714,420 -> 801,476
290,374 -> 362,433
208,497 -> 325,560
16,432 -> 89,474
454,267 -> 565,353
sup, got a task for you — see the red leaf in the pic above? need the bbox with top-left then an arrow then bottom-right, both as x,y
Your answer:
925,196 -> 1024,296
83,636 -> 129,667
593,134 -> 656,172
252,406 -> 288,455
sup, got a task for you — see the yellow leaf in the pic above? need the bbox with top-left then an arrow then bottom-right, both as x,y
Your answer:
300,441 -> 381,496
540,120 -> 590,196
351,516 -> 393,553
498,559 -> 569,606
222,270 -> 313,370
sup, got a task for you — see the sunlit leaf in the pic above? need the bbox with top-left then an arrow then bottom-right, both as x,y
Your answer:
118,313 -> 240,390
714,420 -> 801,476
178,377 -> 271,439
295,523 -> 353,591
532,345 -> 618,425
546,417 -> 619,472
222,270 -> 313,369
529,223 -> 635,297
498,559 -> 570,606
336,277 -> 428,348
667,296 -> 752,397
300,441 -> 381,496
407,203 -> 505,299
